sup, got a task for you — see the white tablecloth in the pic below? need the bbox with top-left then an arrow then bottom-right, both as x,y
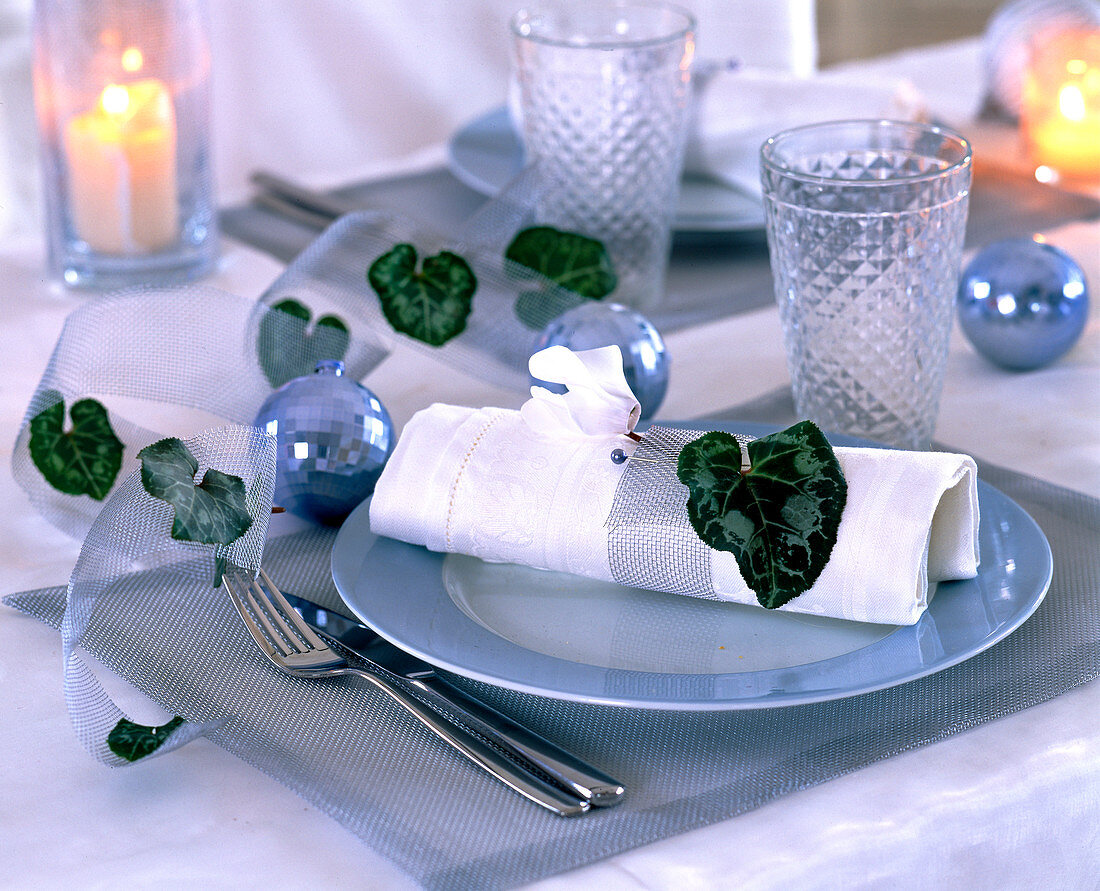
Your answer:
1,33 -> 1098,890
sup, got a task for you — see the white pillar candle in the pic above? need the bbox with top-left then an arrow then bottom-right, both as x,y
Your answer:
1023,29 -> 1100,181
64,78 -> 179,254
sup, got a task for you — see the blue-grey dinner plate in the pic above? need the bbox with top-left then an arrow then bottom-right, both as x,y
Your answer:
331,422 -> 1052,710
446,106 -> 766,234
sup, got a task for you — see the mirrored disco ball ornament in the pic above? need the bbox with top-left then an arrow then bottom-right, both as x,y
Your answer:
254,359 -> 394,525
957,238 -> 1089,370
531,302 -> 669,419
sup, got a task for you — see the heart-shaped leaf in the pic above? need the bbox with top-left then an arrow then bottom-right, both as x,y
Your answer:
512,287 -> 586,330
138,437 -> 253,547
107,715 -> 185,762
367,243 -> 476,346
505,226 -> 617,300
28,392 -> 124,500
258,297 -> 350,388
676,421 -> 847,609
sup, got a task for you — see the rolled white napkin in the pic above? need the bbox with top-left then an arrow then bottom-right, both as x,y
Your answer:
370,347 -> 979,626
683,65 -> 927,200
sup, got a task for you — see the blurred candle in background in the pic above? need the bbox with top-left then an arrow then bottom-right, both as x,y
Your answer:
64,73 -> 179,253
33,0 -> 217,289
1023,28 -> 1100,180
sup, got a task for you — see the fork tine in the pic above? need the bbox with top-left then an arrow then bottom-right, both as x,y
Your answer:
256,568 -> 330,653
241,573 -> 302,657
225,567 -> 346,674
245,572 -> 310,655
223,568 -> 291,663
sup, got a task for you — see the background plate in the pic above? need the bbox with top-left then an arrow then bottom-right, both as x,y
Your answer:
447,107 -> 766,234
332,422 -> 1052,710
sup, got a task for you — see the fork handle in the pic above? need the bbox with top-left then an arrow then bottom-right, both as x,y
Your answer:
407,676 -> 625,807
343,667 -> 589,817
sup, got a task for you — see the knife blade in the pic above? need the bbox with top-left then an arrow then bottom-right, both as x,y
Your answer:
283,591 -> 626,807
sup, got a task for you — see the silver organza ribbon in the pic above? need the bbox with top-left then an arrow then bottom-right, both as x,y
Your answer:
8,286 -> 299,764
61,426 -> 276,764
257,168 -> 592,394
7,172 -> 609,769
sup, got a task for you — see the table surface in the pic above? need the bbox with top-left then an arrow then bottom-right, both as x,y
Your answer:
2,35 -> 1099,890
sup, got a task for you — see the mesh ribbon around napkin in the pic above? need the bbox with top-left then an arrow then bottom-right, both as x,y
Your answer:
370,346 -> 979,626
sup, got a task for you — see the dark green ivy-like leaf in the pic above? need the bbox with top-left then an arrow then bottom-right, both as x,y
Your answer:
257,297 -> 350,388
676,421 -> 847,609
367,243 -> 476,346
137,437 -> 253,548
28,392 -> 124,500
107,715 -> 185,762
512,287 -> 585,331
504,226 -> 617,300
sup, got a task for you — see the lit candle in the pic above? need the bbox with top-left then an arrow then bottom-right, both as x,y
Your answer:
64,75 -> 179,254
1023,29 -> 1100,181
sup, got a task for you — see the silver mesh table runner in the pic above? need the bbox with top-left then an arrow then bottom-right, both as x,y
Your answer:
6,432 -> 1098,890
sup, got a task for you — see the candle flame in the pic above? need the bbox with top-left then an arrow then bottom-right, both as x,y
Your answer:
100,84 -> 131,116
1034,165 -> 1058,184
1058,83 -> 1087,121
121,47 -> 144,73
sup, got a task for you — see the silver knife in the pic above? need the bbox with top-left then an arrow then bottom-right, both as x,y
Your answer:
283,591 -> 626,808
250,171 -> 347,228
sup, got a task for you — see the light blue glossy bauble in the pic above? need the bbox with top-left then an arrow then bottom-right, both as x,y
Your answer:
957,238 -> 1089,371
254,360 -> 394,525
531,302 -> 670,419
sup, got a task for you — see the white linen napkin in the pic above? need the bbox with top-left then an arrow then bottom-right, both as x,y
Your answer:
370,347 -> 979,626
683,65 -> 927,200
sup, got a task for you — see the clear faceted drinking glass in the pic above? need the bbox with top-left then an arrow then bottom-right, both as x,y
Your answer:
511,3 -> 695,310
761,120 -> 972,450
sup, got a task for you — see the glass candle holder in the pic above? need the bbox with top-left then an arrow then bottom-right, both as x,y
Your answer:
33,0 -> 218,289
1022,27 -> 1100,181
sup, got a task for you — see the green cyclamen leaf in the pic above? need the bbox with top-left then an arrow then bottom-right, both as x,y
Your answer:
367,243 -> 476,346
504,226 -> 617,300
258,297 -> 350,388
28,392 -> 124,500
676,421 -> 847,609
137,437 -> 253,546
107,715 -> 185,762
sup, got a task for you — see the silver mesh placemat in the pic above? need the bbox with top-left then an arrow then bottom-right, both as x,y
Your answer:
5,445 -> 1098,891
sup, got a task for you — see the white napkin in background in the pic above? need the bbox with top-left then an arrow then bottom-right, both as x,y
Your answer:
370,347 -> 979,626
683,64 -> 928,199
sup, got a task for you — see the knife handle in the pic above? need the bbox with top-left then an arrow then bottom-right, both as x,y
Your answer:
407,676 -> 626,807
342,666 -> 589,817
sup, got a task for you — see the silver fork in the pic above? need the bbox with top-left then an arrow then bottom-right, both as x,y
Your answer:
222,566 -> 590,816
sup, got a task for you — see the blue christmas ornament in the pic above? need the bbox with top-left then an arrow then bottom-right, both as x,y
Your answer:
957,238 -> 1089,371
532,302 -> 670,419
254,359 -> 394,525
